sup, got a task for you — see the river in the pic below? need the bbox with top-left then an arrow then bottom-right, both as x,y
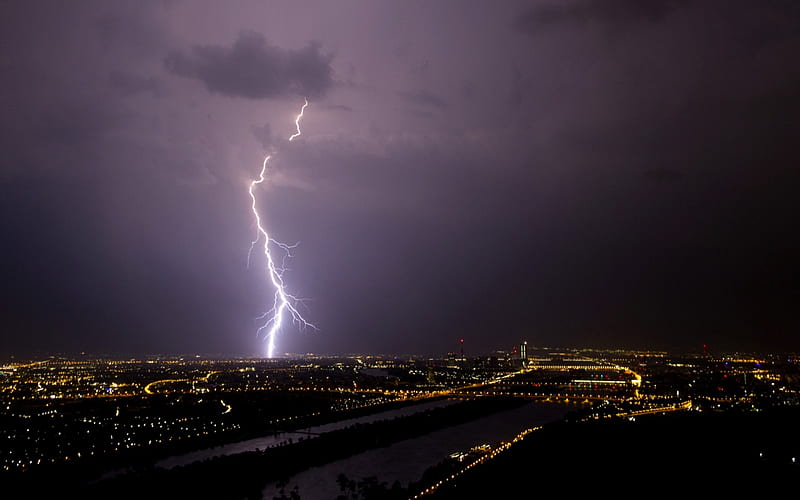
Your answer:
157,398 -> 457,469
263,402 -> 572,499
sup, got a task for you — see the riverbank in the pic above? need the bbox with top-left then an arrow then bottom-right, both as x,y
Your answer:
158,398 -> 457,469
84,398 -> 528,499
265,401 -> 570,500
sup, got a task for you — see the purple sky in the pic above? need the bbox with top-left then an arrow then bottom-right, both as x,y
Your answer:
2,0 -> 798,356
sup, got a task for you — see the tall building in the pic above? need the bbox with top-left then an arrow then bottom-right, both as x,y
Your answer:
519,341 -> 528,361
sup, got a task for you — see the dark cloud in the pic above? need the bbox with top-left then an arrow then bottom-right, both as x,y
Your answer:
644,167 -> 683,183
410,59 -> 430,78
397,90 -> 448,109
515,0 -> 800,41
164,32 -> 334,99
508,64 -> 527,109
409,110 -> 436,119
515,0 -> 688,34
2,1 -> 800,356
108,71 -> 162,97
326,104 -> 353,112
251,123 -> 273,150
93,4 -> 167,57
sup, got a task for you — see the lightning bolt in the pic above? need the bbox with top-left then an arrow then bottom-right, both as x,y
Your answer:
248,99 -> 315,358
289,98 -> 309,142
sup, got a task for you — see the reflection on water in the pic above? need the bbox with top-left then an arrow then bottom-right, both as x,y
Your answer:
157,399 -> 456,469
265,402 -> 571,500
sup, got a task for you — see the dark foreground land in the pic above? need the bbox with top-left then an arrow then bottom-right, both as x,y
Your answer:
6,403 -> 797,499
5,398 -> 524,499
430,406 -> 800,498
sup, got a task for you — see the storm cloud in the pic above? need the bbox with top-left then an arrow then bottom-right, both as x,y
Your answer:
397,90 -> 448,110
165,32 -> 334,99
2,1 -> 799,357
514,0 -> 689,34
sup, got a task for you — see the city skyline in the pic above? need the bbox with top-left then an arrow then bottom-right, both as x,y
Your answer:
2,347 -> 797,488
2,1 -> 799,358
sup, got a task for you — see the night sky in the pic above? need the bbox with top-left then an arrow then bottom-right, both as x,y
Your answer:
2,1 -> 798,357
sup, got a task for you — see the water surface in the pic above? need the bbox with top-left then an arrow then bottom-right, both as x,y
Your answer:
264,402 -> 571,500
158,399 -> 456,469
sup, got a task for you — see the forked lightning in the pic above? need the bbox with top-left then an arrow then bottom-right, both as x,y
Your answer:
248,99 -> 315,357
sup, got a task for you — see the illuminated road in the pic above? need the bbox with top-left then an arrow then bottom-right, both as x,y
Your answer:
408,399 -> 692,499
143,371 -> 222,395
143,378 -> 190,395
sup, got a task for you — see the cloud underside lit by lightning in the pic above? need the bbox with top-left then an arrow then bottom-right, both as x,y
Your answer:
248,98 -> 315,358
